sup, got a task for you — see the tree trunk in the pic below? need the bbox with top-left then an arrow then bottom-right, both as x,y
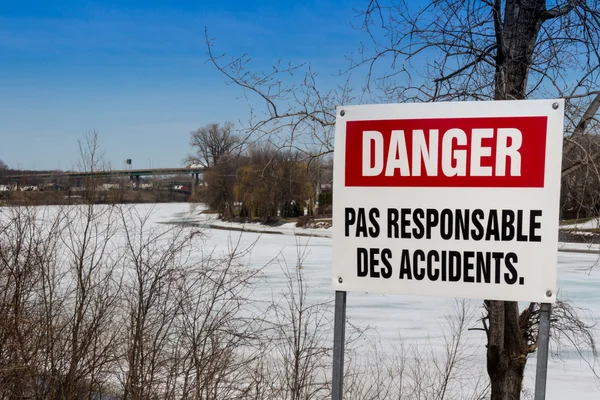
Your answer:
486,301 -> 528,400
494,0 -> 545,101
489,1 -> 547,398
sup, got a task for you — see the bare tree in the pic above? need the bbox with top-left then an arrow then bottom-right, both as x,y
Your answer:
186,122 -> 240,169
176,233 -> 263,399
55,205 -> 121,399
116,204 -> 190,400
73,130 -> 112,202
0,206 -> 61,398
51,132 -> 122,399
0,132 -> 124,400
342,300 -> 489,400
206,35 -> 351,161
265,246 -> 332,400
0,202 -> 122,399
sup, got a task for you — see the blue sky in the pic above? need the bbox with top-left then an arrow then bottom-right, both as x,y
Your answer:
0,0 -> 366,170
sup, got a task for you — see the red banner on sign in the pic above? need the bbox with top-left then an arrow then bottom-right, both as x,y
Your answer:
345,116 -> 547,187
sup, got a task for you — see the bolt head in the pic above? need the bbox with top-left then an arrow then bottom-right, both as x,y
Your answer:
552,102 -> 559,110
546,290 -> 553,297
338,277 -> 343,284
340,110 -> 346,117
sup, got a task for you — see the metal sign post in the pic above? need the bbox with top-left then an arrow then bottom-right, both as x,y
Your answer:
534,302 -> 552,400
331,290 -> 347,400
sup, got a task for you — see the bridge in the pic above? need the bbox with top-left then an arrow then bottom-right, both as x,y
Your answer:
7,167 -> 205,179
4,167 -> 206,188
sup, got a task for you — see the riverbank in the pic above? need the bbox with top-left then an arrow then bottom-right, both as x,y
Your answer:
161,206 -> 600,253
0,189 -> 191,205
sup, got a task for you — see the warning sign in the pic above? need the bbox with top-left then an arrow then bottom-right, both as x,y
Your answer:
332,100 -> 564,303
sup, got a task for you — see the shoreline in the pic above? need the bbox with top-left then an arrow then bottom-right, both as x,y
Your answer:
206,218 -> 600,253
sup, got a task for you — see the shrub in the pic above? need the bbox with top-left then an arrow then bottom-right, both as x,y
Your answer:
296,215 -> 314,228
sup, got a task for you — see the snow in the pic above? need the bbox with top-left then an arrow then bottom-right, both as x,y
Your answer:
210,219 -> 333,237
151,203 -> 600,399
150,203 -> 333,237
2,202 -> 597,398
561,218 -> 600,230
558,242 -> 600,254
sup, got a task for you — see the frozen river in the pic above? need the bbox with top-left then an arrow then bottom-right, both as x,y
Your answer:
149,202 -> 600,399
3,202 -> 594,398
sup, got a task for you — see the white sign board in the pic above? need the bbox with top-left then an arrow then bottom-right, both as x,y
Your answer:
332,100 -> 564,303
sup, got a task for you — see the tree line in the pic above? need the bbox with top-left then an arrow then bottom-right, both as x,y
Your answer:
186,122 -> 332,221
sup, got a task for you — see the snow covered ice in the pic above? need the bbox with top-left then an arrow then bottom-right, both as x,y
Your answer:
149,203 -> 600,399
3,202 -> 598,398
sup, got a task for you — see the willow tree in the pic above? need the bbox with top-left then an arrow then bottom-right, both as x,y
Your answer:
208,1 -> 600,398
234,145 -> 313,219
